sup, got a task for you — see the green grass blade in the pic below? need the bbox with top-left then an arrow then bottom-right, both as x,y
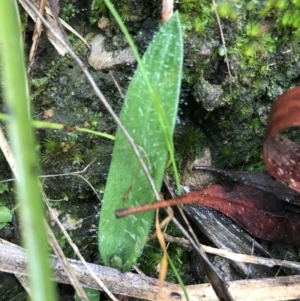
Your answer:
167,254 -> 190,301
0,1 -> 56,300
99,13 -> 183,271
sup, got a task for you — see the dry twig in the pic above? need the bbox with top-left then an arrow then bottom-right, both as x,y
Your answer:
2,240 -> 300,301
28,0 -> 46,71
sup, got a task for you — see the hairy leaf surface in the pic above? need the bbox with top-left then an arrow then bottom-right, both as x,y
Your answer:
99,13 -> 183,271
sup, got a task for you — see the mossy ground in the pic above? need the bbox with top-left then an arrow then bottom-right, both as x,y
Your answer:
178,0 -> 300,170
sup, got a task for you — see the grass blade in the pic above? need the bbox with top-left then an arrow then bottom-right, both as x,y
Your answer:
0,1 -> 56,300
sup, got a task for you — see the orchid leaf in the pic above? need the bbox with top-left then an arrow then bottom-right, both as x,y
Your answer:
99,12 -> 182,271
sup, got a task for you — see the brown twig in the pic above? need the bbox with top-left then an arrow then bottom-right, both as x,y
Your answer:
28,0 -> 46,72
115,195 -> 196,217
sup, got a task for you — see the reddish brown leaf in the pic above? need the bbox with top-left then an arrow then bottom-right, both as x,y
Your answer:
186,183 -> 300,245
192,166 -> 300,205
116,183 -> 300,244
263,87 -> 300,193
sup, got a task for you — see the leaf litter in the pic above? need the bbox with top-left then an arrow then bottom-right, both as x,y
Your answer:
117,87 -> 300,246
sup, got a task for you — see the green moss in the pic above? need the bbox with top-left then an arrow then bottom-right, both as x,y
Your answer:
90,0 -> 107,23
217,0 -> 238,22
230,21 -> 276,68
180,0 -> 300,89
193,16 -> 209,34
60,3 -> 79,21
72,153 -> 84,166
174,127 -> 204,167
178,0 -> 215,35
249,117 -> 260,133
179,0 -> 201,11
259,0 -> 287,16
243,149 -> 265,171
240,105 -> 251,116
220,144 -> 236,165
41,136 -> 82,166
245,22 -> 265,38
119,4 -> 131,22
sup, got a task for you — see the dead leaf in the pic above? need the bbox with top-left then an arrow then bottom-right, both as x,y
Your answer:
263,87 -> 300,193
183,183 -> 300,245
192,166 -> 300,205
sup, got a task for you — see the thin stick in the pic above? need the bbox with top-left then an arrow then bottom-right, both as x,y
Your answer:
46,222 -> 89,301
116,195 -> 196,218
211,0 -> 233,93
0,160 -> 101,202
161,233 -> 300,270
109,70 -> 125,99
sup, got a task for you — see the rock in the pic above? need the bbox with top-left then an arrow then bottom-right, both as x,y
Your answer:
193,79 -> 224,111
88,34 -> 136,70
97,17 -> 110,30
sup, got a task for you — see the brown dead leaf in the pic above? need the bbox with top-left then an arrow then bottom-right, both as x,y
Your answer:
263,87 -> 300,193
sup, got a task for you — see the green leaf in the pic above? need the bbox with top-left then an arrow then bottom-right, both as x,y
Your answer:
74,288 -> 100,301
99,13 -> 183,271
0,183 -> 8,194
0,206 -> 12,229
